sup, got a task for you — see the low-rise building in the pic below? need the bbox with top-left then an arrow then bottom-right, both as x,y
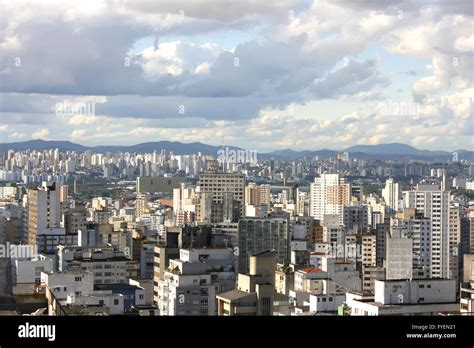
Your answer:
157,248 -> 235,315
12,254 -> 54,295
58,246 -> 138,284
217,250 -> 289,316
41,271 -> 146,315
347,278 -> 458,316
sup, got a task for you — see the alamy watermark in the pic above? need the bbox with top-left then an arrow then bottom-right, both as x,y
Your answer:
0,243 -> 37,259
217,146 -> 258,164
380,100 -> 421,119
55,100 -> 96,117
318,243 -> 365,260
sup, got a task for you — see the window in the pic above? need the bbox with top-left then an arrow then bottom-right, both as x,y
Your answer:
419,284 -> 425,288
114,299 -> 119,305
427,284 -> 431,288
75,277 -> 82,282
139,295 -> 144,299
322,298 -> 326,302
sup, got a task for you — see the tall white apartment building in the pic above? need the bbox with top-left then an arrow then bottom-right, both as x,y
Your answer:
382,178 -> 400,213
310,174 -> 350,222
448,205 -> 461,281
172,183 -> 197,225
403,184 -> 450,278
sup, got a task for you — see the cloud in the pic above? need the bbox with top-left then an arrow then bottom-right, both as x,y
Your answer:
71,129 -> 86,140
0,0 -> 471,151
10,132 -> 25,139
31,128 -> 49,139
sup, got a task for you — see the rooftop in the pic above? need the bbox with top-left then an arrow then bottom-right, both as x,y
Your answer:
299,268 -> 324,273
94,283 -> 142,292
335,260 -> 354,265
72,256 -> 132,262
216,289 -> 255,302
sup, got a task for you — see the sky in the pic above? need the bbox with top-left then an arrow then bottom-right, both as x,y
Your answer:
0,0 -> 473,152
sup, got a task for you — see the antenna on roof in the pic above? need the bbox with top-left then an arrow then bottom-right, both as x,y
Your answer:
220,136 -> 225,173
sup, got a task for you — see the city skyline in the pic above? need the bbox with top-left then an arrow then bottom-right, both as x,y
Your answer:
0,0 -> 472,152
0,138 -> 473,159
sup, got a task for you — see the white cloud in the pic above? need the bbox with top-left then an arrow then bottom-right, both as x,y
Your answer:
31,128 -> 49,139
10,132 -> 25,139
71,129 -> 86,139
68,115 -> 108,125
195,62 -> 210,74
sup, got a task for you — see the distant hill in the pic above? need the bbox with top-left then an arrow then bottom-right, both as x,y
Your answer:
0,139 -> 472,161
92,141 -> 222,155
0,139 -> 226,156
343,143 -> 472,161
0,139 -> 88,153
345,143 -> 420,155
263,148 -> 338,160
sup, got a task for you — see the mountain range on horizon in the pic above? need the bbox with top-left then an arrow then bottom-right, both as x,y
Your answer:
0,139 -> 472,161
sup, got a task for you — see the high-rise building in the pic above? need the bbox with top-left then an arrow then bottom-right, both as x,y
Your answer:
310,173 -> 350,222
172,183 -> 196,225
59,184 -> 68,204
136,177 -> 186,194
237,217 -> 289,273
199,173 -> 245,220
385,227 -> 413,280
375,221 -> 390,268
196,192 -> 213,223
26,181 -> 61,247
296,188 -> 309,216
469,211 -> 474,253
345,233 -> 376,270
135,193 -> 149,219
382,178 -> 400,213
391,214 -> 431,277
63,204 -> 87,235
244,183 -> 270,207
343,204 -> 370,232
449,206 -> 462,281
403,184 -> 450,278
